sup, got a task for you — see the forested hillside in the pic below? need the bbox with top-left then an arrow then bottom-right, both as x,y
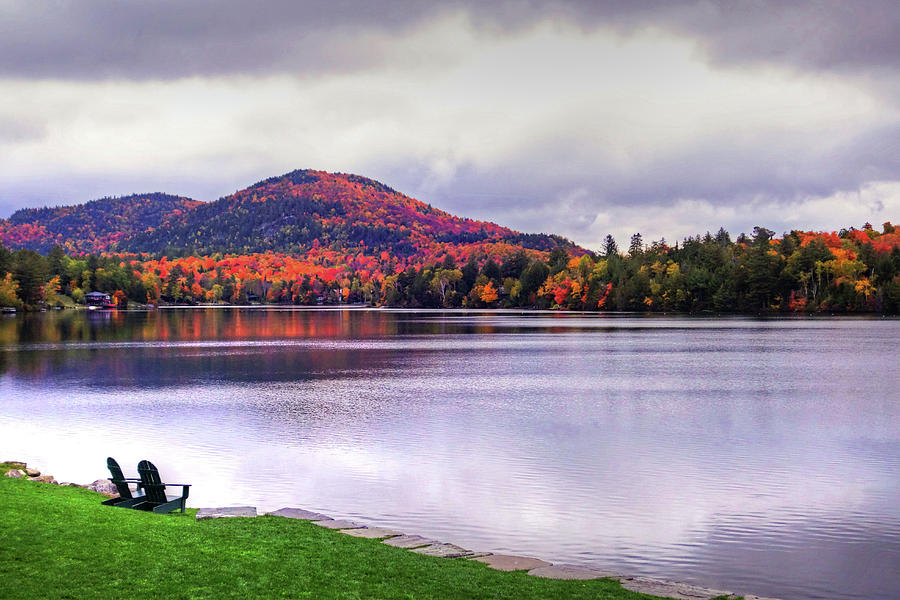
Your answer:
1,193 -> 201,253
0,170 -> 574,256
130,170 -> 575,256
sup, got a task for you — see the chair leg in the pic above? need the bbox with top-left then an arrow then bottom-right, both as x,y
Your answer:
152,498 -> 185,514
103,497 -> 143,508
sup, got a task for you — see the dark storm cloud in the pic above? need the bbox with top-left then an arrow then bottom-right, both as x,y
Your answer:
0,0 -> 427,79
2,1 -> 898,80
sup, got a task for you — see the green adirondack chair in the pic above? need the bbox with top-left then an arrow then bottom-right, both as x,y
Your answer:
130,460 -> 191,514
101,457 -> 145,508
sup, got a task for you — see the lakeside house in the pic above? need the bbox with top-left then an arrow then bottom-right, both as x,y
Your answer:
84,291 -> 112,308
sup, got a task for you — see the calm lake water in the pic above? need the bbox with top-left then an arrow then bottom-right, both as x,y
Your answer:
1,309 -> 898,600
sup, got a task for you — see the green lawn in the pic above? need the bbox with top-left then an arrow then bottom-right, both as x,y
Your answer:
0,464 -> 721,599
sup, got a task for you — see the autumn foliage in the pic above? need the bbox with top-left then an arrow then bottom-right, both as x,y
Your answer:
1,193 -> 201,253
0,170 -> 574,257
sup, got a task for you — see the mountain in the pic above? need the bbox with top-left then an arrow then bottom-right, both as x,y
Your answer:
1,193 -> 201,253
0,170 -> 577,256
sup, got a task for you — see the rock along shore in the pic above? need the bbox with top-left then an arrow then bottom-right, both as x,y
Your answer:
6,459 -> 779,600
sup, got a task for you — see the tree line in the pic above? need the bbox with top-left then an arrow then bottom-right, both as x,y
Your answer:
1,223 -> 898,314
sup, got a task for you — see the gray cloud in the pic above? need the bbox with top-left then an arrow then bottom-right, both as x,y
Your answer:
381,121 -> 900,246
671,1 -> 900,74
405,123 -> 900,209
2,1 -> 898,81
0,116 -> 46,143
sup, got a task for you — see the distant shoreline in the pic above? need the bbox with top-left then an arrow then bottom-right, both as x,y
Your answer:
24,304 -> 897,318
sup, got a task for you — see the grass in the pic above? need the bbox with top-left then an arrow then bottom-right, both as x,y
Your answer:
44,294 -> 77,308
0,464 -> 722,600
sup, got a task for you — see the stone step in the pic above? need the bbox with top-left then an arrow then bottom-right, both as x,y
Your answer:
340,527 -> 402,539
472,554 -> 551,571
196,506 -> 258,519
528,564 -> 613,580
266,507 -> 331,521
382,534 -> 435,549
620,577 -> 736,600
312,519 -> 364,530
411,543 -> 489,559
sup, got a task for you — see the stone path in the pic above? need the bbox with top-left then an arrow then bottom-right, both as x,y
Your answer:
194,504 -> 781,599
5,459 -> 781,600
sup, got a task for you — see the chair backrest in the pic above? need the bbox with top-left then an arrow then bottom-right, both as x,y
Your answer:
106,456 -> 133,499
137,460 -> 168,503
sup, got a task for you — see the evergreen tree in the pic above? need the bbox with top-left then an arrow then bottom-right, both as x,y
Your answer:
47,245 -> 67,279
12,250 -> 49,306
628,233 -> 643,256
547,247 -> 569,274
602,234 -> 619,258
481,258 -> 501,283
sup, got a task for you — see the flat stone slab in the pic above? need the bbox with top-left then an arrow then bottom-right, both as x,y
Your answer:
312,519 -> 364,530
340,527 -> 402,539
382,534 -> 435,549
196,506 -> 258,519
266,507 -> 331,521
411,543 -> 488,559
620,577 -> 735,600
528,564 -> 613,580
472,554 -> 551,571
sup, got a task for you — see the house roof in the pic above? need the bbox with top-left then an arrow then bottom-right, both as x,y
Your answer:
85,291 -> 110,297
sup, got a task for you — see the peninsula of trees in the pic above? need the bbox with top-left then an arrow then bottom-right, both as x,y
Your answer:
0,170 -> 898,313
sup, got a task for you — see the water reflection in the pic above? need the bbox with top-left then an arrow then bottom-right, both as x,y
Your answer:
0,309 -> 898,600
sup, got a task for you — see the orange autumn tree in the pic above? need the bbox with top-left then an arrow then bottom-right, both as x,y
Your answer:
480,281 -> 499,304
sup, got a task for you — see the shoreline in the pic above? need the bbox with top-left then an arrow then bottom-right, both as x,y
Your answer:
8,302 -> 896,318
5,458 -> 779,600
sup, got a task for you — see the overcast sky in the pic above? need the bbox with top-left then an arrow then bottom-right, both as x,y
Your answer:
1,1 -> 898,250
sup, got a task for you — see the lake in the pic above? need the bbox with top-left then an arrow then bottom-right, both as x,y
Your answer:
1,308 -> 898,600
